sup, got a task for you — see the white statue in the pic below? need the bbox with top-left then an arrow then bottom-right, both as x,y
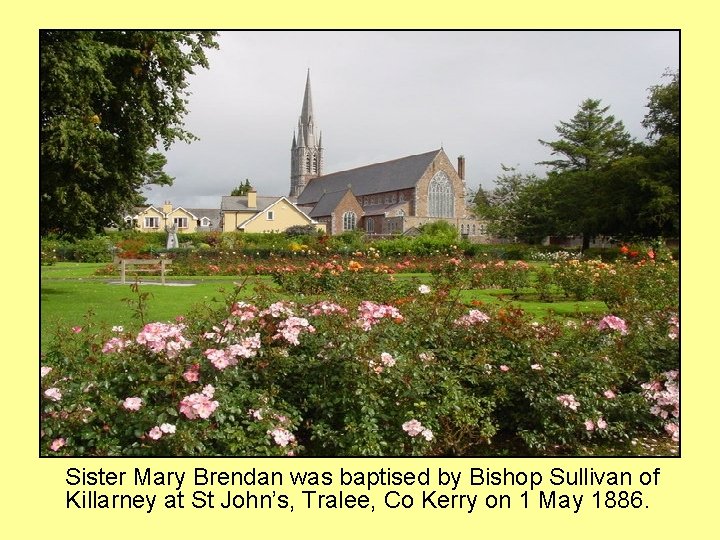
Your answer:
165,223 -> 179,249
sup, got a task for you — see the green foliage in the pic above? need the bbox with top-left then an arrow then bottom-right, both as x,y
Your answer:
41,256 -> 679,456
230,179 -> 253,196
40,31 -> 219,238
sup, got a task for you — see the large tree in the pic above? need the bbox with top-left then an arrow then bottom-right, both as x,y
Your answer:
41,30 -> 218,237
538,98 -> 634,249
475,165 -> 553,243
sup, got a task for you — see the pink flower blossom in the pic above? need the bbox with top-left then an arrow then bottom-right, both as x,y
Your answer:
597,315 -> 628,335
160,423 -> 176,434
122,397 -> 142,411
44,388 -> 62,401
308,301 -> 348,316
273,317 -> 315,346
136,321 -> 192,358
147,426 -> 163,440
556,394 -> 580,411
603,389 -> 616,399
380,352 -> 396,367
402,419 -> 425,437
356,301 -> 403,331
421,429 -> 434,441
41,366 -> 52,378
531,364 -> 543,371
454,309 -> 490,327
71,326 -> 82,333
183,364 -> 200,382
584,420 -> 595,431
50,438 -> 66,451
269,428 -> 296,447
102,337 -> 131,354
499,365 -> 510,372
179,392 -> 219,420
202,384 -> 215,398
597,418 -> 608,430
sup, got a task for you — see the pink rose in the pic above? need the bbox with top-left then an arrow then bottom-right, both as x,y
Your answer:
122,397 -> 142,411
147,426 -> 163,440
499,365 -> 510,372
50,438 -> 66,451
44,388 -> 62,401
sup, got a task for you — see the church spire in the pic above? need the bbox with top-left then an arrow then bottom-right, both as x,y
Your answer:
290,70 -> 323,200
300,69 -> 314,125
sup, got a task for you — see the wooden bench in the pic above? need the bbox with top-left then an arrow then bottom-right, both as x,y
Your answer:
118,258 -> 172,285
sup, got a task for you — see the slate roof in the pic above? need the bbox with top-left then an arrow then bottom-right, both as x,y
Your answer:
296,149 -> 441,205
221,196 -> 281,212
309,190 -> 355,218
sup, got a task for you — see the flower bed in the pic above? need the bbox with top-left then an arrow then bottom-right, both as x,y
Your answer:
41,258 -> 679,456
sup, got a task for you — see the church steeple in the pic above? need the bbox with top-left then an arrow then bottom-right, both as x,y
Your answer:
290,70 -> 323,199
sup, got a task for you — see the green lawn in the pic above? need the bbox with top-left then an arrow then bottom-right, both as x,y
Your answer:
41,263 -> 608,352
41,263 -> 271,351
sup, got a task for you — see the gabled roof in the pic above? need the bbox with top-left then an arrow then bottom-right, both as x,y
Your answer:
309,189 -> 356,218
221,195 -> 282,212
234,197 -> 317,230
297,149 -> 442,205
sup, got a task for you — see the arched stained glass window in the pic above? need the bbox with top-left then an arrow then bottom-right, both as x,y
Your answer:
343,211 -> 357,231
365,218 -> 374,233
428,171 -> 454,217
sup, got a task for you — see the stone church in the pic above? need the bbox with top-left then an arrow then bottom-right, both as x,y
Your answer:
289,72 -> 488,239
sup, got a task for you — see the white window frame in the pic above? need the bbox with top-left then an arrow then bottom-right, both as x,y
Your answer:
267,210 -> 275,221
428,171 -> 454,218
342,211 -> 357,231
200,217 -> 211,227
173,217 -> 188,229
144,217 -> 159,229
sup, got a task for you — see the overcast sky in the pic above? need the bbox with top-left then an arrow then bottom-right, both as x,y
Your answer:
143,30 -> 679,209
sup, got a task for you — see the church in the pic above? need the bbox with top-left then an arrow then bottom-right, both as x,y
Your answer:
289,72 -> 489,239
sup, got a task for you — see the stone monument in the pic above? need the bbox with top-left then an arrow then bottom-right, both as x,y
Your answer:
165,223 -> 179,250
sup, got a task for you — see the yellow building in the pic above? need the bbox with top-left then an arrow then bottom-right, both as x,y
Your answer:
221,189 -> 324,233
126,202 -> 221,233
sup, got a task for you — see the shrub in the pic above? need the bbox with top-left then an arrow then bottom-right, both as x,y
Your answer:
42,257 -> 679,456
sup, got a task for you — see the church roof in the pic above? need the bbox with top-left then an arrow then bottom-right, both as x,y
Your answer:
308,189 -> 354,218
297,149 -> 442,205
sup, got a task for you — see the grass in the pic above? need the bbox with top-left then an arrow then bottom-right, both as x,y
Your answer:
40,262 -> 609,352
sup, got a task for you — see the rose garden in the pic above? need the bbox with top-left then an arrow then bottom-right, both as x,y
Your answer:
40,230 -> 679,457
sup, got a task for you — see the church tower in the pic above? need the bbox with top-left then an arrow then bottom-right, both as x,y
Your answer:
290,70 -> 323,199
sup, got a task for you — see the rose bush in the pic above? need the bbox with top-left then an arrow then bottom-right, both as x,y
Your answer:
41,254 -> 679,456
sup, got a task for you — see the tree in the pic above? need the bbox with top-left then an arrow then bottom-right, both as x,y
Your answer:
538,99 -> 634,249
475,165 -> 552,243
230,179 -> 253,196
41,31 -> 219,237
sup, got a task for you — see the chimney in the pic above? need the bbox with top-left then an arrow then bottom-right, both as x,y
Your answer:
247,188 -> 257,209
457,155 -> 466,181
162,200 -> 173,214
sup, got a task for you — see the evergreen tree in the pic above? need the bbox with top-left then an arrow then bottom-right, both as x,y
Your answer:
538,99 -> 634,249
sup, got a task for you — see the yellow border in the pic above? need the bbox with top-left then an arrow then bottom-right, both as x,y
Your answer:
11,2 -> 715,538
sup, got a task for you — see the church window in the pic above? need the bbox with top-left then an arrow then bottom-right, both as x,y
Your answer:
399,193 -> 405,203
343,211 -> 357,231
312,154 -> 318,172
397,209 -> 405,217
428,171 -> 454,218
306,154 -> 311,172
472,224 -> 476,235
366,218 -> 375,233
